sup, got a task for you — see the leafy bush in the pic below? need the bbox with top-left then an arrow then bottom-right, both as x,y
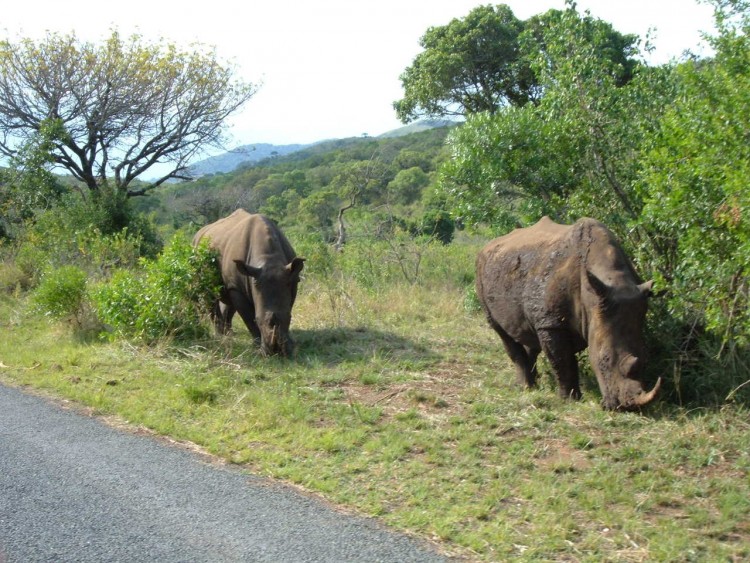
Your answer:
8,187 -> 161,288
632,3 -> 750,406
91,236 -> 221,342
640,35 -> 750,348
32,265 -> 89,326
0,242 -> 31,294
419,208 -> 455,244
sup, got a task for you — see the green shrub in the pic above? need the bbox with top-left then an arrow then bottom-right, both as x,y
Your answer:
419,208 -> 455,245
9,188 -> 161,289
32,265 -> 89,325
0,262 -> 30,294
91,268 -> 145,334
91,236 -> 221,342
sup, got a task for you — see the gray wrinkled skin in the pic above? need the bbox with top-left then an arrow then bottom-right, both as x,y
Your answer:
194,210 -> 304,357
476,216 -> 660,410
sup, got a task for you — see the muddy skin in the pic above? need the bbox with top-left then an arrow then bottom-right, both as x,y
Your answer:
476,216 -> 660,410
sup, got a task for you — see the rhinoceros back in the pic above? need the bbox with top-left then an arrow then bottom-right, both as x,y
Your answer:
193,210 -> 296,291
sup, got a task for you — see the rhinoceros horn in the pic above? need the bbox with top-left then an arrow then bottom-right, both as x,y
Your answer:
630,377 -> 662,408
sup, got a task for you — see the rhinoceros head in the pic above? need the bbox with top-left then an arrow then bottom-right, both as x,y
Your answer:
234,257 -> 305,357
584,270 -> 661,410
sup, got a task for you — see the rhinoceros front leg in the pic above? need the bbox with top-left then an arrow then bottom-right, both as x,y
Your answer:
227,288 -> 261,341
538,329 -> 582,400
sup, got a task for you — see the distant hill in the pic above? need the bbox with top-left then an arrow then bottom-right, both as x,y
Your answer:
138,124 -> 455,231
377,119 -> 457,138
186,120 -> 457,177
188,143 -> 311,177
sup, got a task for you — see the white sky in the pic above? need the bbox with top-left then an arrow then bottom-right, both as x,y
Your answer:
3,0 -> 715,151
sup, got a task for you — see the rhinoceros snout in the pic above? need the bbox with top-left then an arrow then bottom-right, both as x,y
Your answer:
604,377 -> 662,410
259,321 -> 294,357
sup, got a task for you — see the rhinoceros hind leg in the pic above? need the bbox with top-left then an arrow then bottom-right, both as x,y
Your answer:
213,299 -> 235,334
491,323 -> 539,388
538,330 -> 582,400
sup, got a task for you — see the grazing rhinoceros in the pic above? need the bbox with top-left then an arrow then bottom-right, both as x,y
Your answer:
475,216 -> 660,410
193,210 -> 304,357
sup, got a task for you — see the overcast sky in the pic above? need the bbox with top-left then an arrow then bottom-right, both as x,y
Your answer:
3,0 -> 716,151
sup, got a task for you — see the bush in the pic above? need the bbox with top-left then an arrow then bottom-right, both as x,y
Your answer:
9,188 -> 161,288
32,265 -> 89,326
91,235 -> 221,342
419,208 -> 455,244
0,260 -> 30,294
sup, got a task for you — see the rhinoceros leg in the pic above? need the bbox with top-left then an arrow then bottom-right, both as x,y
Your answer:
227,288 -> 261,341
213,299 -> 234,335
491,323 -> 540,388
538,330 -> 582,400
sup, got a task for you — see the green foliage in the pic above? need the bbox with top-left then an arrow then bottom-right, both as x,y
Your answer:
440,4 -> 673,243
394,4 -> 535,122
394,3 -> 640,125
520,4 -> 640,88
640,1 -> 750,351
11,191 -> 157,286
387,167 -> 430,205
440,108 -> 578,230
0,118 -> 68,238
32,265 -> 89,325
91,236 -> 221,342
418,208 -> 455,245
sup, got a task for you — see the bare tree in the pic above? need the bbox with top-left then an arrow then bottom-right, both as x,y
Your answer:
0,31 -> 257,197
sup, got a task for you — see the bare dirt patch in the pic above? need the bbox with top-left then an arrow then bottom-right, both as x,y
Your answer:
342,359 -> 477,419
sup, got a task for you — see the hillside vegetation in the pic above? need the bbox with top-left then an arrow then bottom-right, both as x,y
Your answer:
137,126 -> 455,246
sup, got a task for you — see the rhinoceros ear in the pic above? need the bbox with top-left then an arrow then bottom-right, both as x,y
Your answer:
234,259 -> 262,278
585,269 -> 610,299
638,280 -> 654,298
287,257 -> 305,281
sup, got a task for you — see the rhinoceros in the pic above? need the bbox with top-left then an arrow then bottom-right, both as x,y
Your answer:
193,210 -> 304,356
475,216 -> 660,410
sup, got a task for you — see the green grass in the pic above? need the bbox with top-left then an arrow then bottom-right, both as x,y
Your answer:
1,283 -> 749,561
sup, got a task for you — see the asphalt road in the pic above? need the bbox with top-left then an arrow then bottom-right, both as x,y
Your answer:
0,383 -> 449,562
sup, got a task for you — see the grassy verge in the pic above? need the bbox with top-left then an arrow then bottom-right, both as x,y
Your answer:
1,280 -> 749,561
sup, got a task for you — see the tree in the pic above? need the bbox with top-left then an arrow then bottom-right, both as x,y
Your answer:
520,7 -> 640,89
331,158 -> 392,249
640,0 -> 750,348
0,31 -> 257,198
439,2 -> 671,244
0,118 -> 66,238
387,167 -> 431,205
394,4 -> 536,123
394,3 -> 642,126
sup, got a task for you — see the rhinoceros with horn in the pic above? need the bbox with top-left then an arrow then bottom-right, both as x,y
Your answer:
475,216 -> 660,410
193,210 -> 304,357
